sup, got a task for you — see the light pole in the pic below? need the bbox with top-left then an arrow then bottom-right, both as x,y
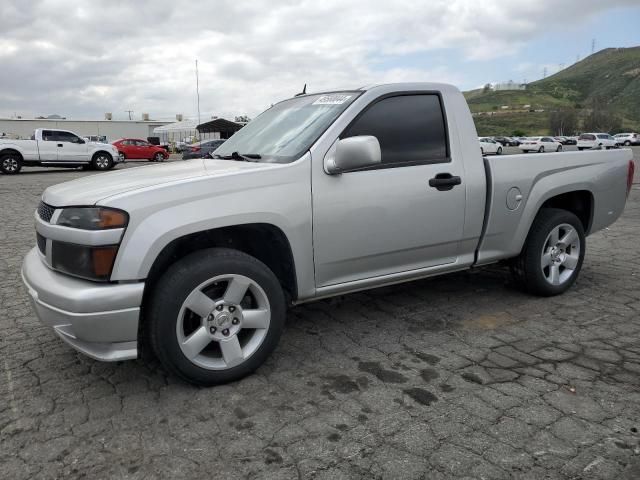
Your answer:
195,59 -> 201,137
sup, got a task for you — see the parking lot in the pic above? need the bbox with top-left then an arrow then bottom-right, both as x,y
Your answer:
1,148 -> 640,479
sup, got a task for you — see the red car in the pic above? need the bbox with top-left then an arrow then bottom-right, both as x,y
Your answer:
112,138 -> 169,162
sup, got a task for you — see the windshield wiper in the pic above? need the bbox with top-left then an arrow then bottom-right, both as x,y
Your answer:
212,151 -> 261,161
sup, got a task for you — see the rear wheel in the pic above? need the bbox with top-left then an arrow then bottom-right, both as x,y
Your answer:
0,153 -> 22,174
147,248 -> 286,386
538,146 -> 545,153
511,208 -> 585,296
496,147 -> 503,155
624,141 -> 631,146
118,152 -> 126,162
480,147 -> 484,155
92,152 -> 114,170
578,147 -> 584,151
556,145 -> 562,152
154,152 -> 165,162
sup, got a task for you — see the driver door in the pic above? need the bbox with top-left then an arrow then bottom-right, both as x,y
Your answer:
55,131 -> 88,162
311,93 -> 466,287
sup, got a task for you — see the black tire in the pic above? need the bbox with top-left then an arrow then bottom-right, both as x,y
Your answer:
154,152 -> 165,162
147,248 -> 286,386
118,152 -> 126,162
511,208 -> 585,297
557,145 -> 562,152
624,141 -> 631,146
480,148 -> 484,155
578,147 -> 584,151
538,146 -> 545,153
0,153 -> 22,174
92,152 -> 114,170
496,147 -> 502,155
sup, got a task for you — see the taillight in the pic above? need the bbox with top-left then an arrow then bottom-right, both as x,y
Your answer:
190,146 -> 201,152
628,160 -> 635,198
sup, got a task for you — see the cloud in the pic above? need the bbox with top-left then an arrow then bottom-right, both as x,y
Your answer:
0,0 -> 636,120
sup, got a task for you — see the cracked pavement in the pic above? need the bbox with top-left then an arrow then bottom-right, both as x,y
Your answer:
1,153 -> 640,479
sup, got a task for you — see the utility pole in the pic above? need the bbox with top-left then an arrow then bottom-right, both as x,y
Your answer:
125,110 -> 133,120
195,59 -> 201,129
591,38 -> 596,54
543,67 -> 547,79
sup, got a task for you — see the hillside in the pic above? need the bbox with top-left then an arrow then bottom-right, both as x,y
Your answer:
465,47 -> 640,136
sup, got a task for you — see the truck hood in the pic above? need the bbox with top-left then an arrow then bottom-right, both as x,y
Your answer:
43,159 -> 276,206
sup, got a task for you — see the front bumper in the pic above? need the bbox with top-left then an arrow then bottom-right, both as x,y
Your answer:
21,247 -> 144,361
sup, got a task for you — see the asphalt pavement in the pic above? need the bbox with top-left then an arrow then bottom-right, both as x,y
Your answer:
1,147 -> 639,479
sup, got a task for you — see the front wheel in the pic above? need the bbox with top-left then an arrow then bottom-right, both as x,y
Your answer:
538,146 -> 545,153
154,152 -> 165,162
0,153 -> 22,174
92,152 -> 114,170
147,248 -> 286,386
556,145 -> 562,152
511,208 -> 585,296
496,147 -> 502,155
624,141 -> 631,146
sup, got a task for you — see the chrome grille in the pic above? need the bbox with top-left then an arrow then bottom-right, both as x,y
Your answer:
37,201 -> 55,222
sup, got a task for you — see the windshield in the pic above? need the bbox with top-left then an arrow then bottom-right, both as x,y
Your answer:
213,91 -> 361,163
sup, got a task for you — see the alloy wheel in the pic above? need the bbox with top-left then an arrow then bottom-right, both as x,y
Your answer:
540,223 -> 580,286
3,157 -> 18,172
176,274 -> 271,370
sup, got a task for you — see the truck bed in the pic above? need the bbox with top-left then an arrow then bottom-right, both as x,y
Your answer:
476,148 -> 633,265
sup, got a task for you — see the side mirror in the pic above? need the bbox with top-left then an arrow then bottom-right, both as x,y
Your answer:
325,136 -> 381,174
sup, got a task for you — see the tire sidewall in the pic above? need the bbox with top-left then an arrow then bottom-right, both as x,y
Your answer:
148,248 -> 286,385
1,154 -> 22,174
522,209 -> 586,296
92,152 -> 113,170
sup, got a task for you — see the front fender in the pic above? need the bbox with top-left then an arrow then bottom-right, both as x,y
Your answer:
105,156 -> 315,299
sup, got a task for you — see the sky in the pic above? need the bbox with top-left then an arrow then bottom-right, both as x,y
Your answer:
1,0 -> 639,122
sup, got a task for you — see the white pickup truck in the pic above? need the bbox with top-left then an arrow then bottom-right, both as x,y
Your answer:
22,83 -> 635,386
0,128 -> 120,174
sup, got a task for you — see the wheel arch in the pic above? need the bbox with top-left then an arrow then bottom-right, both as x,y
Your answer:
537,190 -> 594,234
0,148 -> 24,161
91,150 -> 113,161
141,222 -> 298,305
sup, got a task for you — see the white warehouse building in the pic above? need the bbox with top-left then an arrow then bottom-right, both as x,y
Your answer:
0,118 -> 172,142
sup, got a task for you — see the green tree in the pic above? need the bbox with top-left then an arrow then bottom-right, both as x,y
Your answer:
512,129 -> 526,137
582,97 -> 621,132
549,108 -> 577,136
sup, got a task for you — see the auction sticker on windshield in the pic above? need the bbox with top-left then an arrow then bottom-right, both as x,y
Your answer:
312,94 -> 352,105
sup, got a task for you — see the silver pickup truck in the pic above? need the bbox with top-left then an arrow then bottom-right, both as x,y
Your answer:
22,83 -> 635,385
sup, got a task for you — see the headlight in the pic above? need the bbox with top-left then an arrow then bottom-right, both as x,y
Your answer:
50,207 -> 128,281
57,207 -> 128,230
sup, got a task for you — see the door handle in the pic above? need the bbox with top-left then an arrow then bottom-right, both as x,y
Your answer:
57,144 -> 63,147
429,173 -> 462,191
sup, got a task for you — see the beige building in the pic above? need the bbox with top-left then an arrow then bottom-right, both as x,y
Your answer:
0,118 -> 172,142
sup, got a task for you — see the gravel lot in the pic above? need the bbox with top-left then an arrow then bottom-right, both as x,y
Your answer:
1,148 -> 639,479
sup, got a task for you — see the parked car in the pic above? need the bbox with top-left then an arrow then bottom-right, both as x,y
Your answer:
22,82 -> 634,386
479,137 -> 502,155
614,133 -> 639,146
182,139 -> 226,160
577,133 -> 617,151
518,136 -> 562,153
0,128 -> 120,174
113,138 -> 170,162
494,136 -> 519,146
